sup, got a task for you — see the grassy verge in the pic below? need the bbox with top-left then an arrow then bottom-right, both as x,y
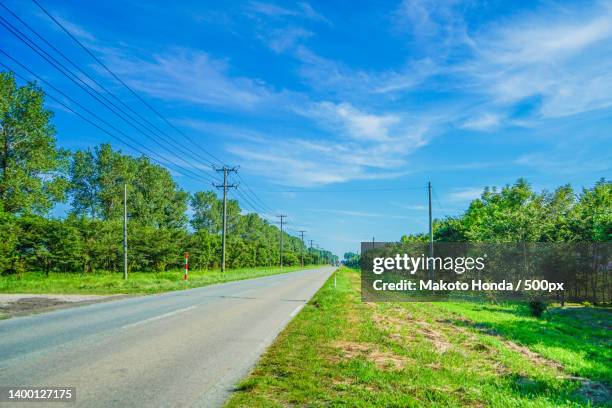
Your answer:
0,265 -> 322,295
226,267 -> 611,407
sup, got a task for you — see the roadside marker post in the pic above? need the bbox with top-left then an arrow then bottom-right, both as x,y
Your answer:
183,252 -> 189,280
334,270 -> 337,289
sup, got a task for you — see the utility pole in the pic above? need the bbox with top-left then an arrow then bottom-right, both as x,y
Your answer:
372,236 -> 375,250
214,166 -> 238,272
309,239 -> 314,250
299,230 -> 306,267
277,214 -> 287,268
428,181 -> 434,280
123,183 -> 128,280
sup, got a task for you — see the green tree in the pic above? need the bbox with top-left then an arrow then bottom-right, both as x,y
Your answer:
0,72 -> 68,214
190,191 -> 222,233
69,144 -> 188,228
570,179 -> 611,241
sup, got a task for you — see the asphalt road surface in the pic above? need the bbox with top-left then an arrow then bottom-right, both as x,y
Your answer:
0,266 -> 335,407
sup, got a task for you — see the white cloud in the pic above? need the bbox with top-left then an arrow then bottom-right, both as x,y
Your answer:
390,202 -> 427,211
460,113 -> 502,131
515,150 -> 612,174
264,27 -> 313,53
294,47 -> 438,97
103,48 -> 275,109
226,136 -> 412,187
53,16 -> 96,41
448,187 -> 483,202
247,1 -> 329,23
304,102 -> 401,142
460,2 -> 612,118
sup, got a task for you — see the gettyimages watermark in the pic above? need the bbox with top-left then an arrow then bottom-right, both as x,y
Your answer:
360,242 -> 611,302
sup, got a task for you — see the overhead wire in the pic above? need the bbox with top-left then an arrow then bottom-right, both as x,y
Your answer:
0,13 -> 220,184
249,186 -> 428,193
31,0 -> 226,168
0,60 -> 214,184
0,2 -> 219,171
3,2 -> 320,247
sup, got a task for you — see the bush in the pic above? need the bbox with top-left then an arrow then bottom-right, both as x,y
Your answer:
528,300 -> 548,318
581,301 -> 592,307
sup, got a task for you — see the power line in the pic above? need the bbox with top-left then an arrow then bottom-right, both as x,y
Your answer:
0,60 -> 212,184
31,0 -> 225,168
0,2 -> 218,171
231,188 -> 272,219
432,186 -> 444,211
236,173 -> 275,213
249,186 -> 428,193
0,14 -> 220,184
2,3 -> 326,251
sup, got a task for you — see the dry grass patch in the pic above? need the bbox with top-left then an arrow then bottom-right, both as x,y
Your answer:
331,340 -> 411,371
503,340 -> 564,371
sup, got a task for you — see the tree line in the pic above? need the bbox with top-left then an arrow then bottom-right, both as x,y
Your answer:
0,71 -> 334,275
343,178 -> 610,303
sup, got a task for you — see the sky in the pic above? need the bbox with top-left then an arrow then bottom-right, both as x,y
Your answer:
2,0 -> 611,256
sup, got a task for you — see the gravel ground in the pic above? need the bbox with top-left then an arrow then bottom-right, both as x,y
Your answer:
0,294 -> 129,318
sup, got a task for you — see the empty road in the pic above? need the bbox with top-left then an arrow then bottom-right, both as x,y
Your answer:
0,266 -> 335,407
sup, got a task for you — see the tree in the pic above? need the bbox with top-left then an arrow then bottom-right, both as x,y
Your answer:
70,149 -> 100,219
69,144 -> 188,228
571,179 -> 611,242
190,191 -> 221,233
0,72 -> 68,214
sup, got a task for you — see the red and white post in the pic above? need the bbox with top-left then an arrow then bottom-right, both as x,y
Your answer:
183,252 -> 189,280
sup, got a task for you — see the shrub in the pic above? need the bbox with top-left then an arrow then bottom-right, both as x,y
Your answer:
528,300 -> 548,318
581,301 -> 592,307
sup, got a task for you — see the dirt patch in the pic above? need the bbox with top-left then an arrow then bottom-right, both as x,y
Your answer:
372,310 -> 453,353
503,340 -> 563,371
0,294 -> 129,318
331,341 -> 411,371
332,341 -> 372,358
414,321 -> 452,353
371,312 -> 408,332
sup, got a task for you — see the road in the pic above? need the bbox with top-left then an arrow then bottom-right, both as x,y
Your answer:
0,266 -> 335,407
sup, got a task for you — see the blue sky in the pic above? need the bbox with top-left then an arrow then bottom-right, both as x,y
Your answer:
2,0 -> 611,256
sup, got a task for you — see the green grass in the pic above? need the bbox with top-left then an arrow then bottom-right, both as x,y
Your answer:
226,267 -> 611,407
0,265 -> 322,295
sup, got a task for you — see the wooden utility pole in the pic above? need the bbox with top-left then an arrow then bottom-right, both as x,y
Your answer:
123,183 -> 128,280
299,230 -> 306,267
428,181 -> 434,280
214,166 -> 238,272
277,215 -> 287,268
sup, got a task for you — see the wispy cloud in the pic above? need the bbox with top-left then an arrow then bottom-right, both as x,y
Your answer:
301,102 -> 401,142
247,1 -> 329,24
53,16 -> 96,41
226,135 -> 412,187
103,48 -> 276,109
447,187 -> 483,202
460,113 -> 502,131
459,2 -> 612,118
515,150 -> 612,175
308,208 -> 413,220
390,202 -> 427,211
264,26 -> 313,53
